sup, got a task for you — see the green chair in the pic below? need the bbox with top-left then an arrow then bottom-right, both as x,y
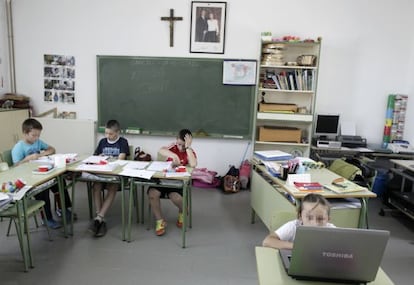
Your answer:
328,158 -> 375,228
0,149 -> 49,236
0,189 -> 52,271
1,149 -> 13,167
328,158 -> 361,180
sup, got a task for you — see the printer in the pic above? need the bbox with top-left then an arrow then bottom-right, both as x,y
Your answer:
337,135 -> 367,148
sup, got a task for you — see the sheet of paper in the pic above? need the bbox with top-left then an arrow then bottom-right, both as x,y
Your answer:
147,161 -> 172,172
165,172 -> 191,178
341,121 -> 356,136
119,169 -> 155,179
76,163 -> 117,172
10,185 -> 33,201
82,155 -> 109,164
0,192 -> 10,201
286,173 -> 311,186
123,161 -> 151,169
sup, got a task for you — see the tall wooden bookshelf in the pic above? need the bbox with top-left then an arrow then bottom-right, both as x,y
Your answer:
254,37 -> 322,157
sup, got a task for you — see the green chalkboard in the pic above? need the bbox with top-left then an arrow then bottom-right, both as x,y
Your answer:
97,56 -> 255,139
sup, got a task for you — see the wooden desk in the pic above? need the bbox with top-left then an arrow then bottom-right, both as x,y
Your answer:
0,162 -> 67,271
126,170 -> 192,247
386,159 -> 414,220
251,165 -> 376,230
255,246 -> 394,285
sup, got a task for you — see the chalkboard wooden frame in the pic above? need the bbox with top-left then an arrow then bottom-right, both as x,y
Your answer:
97,56 -> 255,139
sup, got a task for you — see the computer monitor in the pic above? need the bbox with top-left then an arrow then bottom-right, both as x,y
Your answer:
314,114 -> 340,140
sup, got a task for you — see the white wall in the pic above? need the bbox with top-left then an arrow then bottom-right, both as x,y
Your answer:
2,0 -> 414,174
0,1 -> 9,93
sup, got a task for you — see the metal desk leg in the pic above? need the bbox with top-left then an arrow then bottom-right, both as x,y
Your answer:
182,181 -> 188,248
359,198 -> 369,229
121,177 -> 126,241
22,197 -> 34,268
16,199 -> 30,271
69,173 -> 78,236
58,175 -> 68,237
127,178 -> 135,242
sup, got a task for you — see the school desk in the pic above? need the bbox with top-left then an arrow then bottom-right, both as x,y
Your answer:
251,164 -> 376,231
0,161 -> 67,271
65,157 -> 129,240
126,167 -> 192,247
255,247 -> 394,285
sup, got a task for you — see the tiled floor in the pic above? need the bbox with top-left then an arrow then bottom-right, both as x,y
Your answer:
0,185 -> 413,285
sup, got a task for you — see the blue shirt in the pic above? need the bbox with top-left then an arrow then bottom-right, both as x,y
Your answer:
93,137 -> 129,158
12,139 -> 49,165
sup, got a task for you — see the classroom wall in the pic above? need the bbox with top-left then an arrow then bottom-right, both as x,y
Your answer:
0,2 -> 9,93
2,0 -> 414,174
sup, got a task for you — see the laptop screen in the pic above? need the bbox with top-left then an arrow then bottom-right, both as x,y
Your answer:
285,226 -> 390,283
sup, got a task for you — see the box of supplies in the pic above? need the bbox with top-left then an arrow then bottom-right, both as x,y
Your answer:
259,103 -> 298,113
258,126 -> 301,143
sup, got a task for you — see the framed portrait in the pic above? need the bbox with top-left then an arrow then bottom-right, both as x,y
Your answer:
190,1 -> 227,54
223,60 -> 257,85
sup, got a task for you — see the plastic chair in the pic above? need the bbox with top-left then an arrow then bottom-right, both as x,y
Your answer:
328,158 -> 362,180
0,149 -> 13,166
329,158 -> 375,228
0,190 -> 52,271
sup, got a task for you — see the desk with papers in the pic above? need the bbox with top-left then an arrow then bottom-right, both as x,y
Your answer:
66,156 -> 192,246
251,156 -> 376,231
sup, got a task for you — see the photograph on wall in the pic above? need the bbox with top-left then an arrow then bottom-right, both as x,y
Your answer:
222,60 -> 257,85
190,1 -> 227,54
43,54 -> 76,103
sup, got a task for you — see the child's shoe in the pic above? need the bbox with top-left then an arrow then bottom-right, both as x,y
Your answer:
155,219 -> 166,236
46,218 -> 62,229
176,212 -> 183,228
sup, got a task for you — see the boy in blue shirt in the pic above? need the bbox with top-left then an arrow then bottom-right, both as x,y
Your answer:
12,118 -> 73,229
88,119 -> 129,237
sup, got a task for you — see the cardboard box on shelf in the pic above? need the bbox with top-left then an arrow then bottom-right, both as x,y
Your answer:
259,103 -> 298,113
258,126 -> 301,143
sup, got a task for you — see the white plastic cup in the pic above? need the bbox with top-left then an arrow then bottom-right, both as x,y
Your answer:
54,155 -> 66,168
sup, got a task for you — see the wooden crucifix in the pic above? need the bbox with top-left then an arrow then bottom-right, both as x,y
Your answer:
161,9 -> 183,47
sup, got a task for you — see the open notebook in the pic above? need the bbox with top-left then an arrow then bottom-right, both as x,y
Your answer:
279,226 -> 389,283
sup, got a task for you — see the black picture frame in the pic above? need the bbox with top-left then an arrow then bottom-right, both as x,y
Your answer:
190,1 -> 227,54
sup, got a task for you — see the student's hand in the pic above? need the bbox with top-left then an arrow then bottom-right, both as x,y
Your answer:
171,154 -> 181,166
26,153 -> 40,162
184,133 -> 193,149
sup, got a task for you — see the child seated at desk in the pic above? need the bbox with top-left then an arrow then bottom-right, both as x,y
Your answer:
88,119 -> 129,237
262,193 -> 335,249
148,129 -> 197,236
11,118 -> 73,229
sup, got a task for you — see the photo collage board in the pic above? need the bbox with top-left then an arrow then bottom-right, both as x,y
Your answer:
43,54 -> 75,104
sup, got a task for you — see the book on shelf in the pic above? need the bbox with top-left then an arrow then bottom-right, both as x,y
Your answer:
271,75 -> 281,90
288,72 -> 296,90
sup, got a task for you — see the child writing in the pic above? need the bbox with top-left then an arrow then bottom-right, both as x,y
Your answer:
11,118 -> 73,229
148,129 -> 197,236
262,193 -> 335,249
88,119 -> 129,237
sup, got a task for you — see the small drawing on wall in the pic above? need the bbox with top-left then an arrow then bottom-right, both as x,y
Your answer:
43,54 -> 76,104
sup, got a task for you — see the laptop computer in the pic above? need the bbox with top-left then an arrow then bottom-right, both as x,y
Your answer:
279,226 -> 390,284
